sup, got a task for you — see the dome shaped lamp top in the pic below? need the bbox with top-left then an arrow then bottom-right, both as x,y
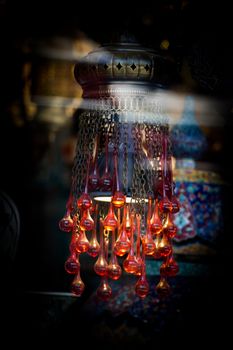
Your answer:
74,40 -> 175,97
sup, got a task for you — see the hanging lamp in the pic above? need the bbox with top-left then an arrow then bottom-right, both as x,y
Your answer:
59,36 -> 180,300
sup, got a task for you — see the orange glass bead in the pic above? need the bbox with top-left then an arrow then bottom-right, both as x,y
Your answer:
108,224 -> 122,280
88,236 -> 100,257
143,231 -> 156,255
97,278 -> 112,301
77,192 -> 92,210
88,171 -> 100,191
76,230 -> 90,253
125,205 -> 131,236
156,277 -> 171,298
65,252 -> 80,274
150,200 -> 163,235
94,254 -> 108,276
160,255 -> 179,277
103,203 -> 117,231
80,208 -> 94,231
159,196 -> 172,213
123,212 -> 138,273
157,233 -> 172,257
135,278 -> 150,298
114,229 -> 131,256
71,272 -> 85,297
69,233 -> 79,253
163,213 -> 177,238
108,262 -> 122,280
59,213 -> 73,232
153,236 -> 162,259
100,173 -> 112,191
135,264 -> 149,299
123,255 -> 139,274
112,191 -> 126,208
170,195 -> 180,213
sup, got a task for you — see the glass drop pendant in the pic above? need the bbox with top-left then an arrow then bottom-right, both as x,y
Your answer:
94,255 -> 108,276
143,229 -> 156,256
112,191 -> 126,208
170,195 -> 180,214
156,277 -> 171,298
71,271 -> 85,297
108,229 -> 122,280
111,154 -> 125,208
94,220 -> 108,276
114,228 -> 131,256
65,252 -> 80,274
76,230 -> 90,253
88,236 -> 100,257
80,208 -> 94,231
77,193 -> 92,210
100,135 -> 112,191
59,213 -> 73,232
160,255 -> 179,277
159,196 -> 172,213
163,213 -> 177,238
88,206 -> 100,257
150,200 -> 163,235
97,277 -> 112,301
103,202 -> 118,231
157,233 -> 172,257
135,264 -> 149,299
123,213 -> 138,274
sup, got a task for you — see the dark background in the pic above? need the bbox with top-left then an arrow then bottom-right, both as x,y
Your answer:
0,0 -> 232,347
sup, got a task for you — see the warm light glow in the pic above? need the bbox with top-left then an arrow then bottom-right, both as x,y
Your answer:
94,196 -> 148,203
